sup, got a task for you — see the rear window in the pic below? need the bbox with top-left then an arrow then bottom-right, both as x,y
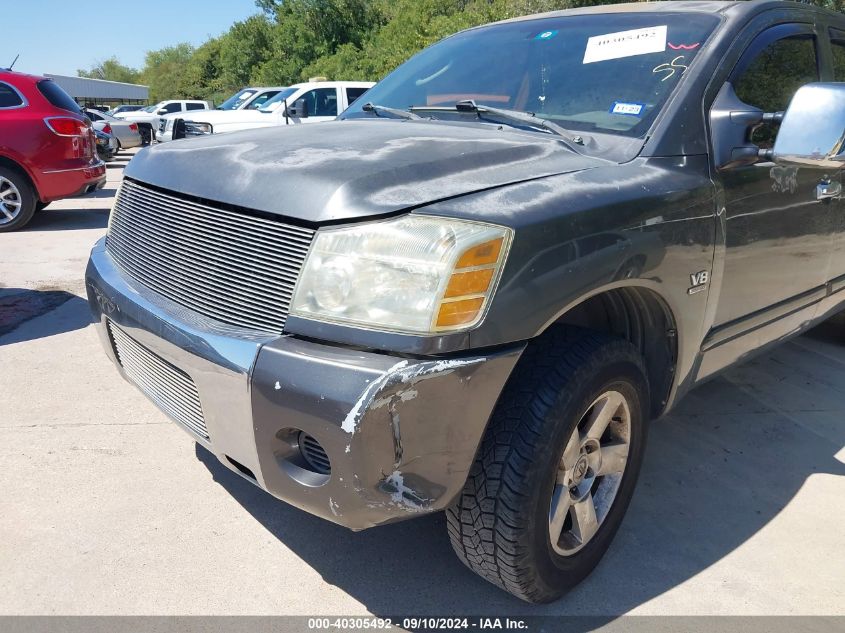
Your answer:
37,80 -> 81,114
0,82 -> 24,108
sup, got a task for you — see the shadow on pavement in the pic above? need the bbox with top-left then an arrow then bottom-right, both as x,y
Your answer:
25,207 -> 110,232
195,324 -> 845,616
0,288 -> 92,344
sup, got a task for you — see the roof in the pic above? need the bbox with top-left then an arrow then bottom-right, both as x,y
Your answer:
43,74 -> 148,101
490,1 -> 840,26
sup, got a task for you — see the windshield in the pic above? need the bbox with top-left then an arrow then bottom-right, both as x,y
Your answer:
345,13 -> 719,137
142,105 -> 159,113
217,89 -> 257,110
259,87 -> 300,112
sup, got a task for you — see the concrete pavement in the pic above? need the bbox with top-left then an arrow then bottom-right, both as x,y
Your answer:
0,149 -> 843,616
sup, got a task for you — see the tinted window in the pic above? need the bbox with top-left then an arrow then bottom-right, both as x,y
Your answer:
162,103 -> 181,113
832,34 -> 845,81
87,110 -> 103,120
186,103 -> 206,111
37,80 -> 81,113
346,87 -> 369,105
734,36 -> 818,113
0,82 -> 24,108
344,13 -> 719,137
300,88 -> 338,117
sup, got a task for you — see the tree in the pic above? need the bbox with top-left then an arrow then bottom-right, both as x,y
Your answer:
219,15 -> 274,87
77,57 -> 141,84
140,43 -> 196,102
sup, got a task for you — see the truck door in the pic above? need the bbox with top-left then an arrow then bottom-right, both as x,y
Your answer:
291,87 -> 340,124
825,30 -> 845,287
710,25 -> 838,331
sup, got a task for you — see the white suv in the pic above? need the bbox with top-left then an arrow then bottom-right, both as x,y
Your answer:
157,82 -> 374,141
114,100 -> 211,143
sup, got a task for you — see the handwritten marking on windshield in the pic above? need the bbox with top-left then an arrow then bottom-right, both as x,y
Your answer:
652,55 -> 688,82
668,42 -> 700,50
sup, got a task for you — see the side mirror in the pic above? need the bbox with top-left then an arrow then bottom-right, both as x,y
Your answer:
773,83 -> 845,168
156,108 -> 167,116
710,82 -> 777,170
287,98 -> 308,118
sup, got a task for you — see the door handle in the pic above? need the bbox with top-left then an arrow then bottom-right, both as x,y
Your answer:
817,180 -> 842,202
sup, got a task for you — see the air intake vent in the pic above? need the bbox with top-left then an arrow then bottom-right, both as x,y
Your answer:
299,433 -> 331,475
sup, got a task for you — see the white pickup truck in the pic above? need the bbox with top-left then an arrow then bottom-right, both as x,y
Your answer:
156,81 -> 374,142
114,99 -> 212,144
155,86 -> 288,142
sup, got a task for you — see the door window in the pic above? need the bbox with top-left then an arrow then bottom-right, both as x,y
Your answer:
162,103 -> 181,113
0,83 -> 24,108
299,88 -> 338,117
733,36 -> 818,113
732,35 -> 818,147
186,103 -> 205,111
345,87 -> 369,106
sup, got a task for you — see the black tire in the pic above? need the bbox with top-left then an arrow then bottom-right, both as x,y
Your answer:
447,326 -> 649,603
0,166 -> 37,232
35,201 -> 51,212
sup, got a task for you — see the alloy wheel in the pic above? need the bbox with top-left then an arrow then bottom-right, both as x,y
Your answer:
0,176 -> 22,225
549,389 -> 631,555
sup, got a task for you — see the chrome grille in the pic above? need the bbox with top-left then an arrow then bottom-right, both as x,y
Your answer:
108,321 -> 208,439
106,179 -> 314,333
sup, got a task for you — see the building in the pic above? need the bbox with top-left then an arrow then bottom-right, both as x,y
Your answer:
44,74 -> 149,108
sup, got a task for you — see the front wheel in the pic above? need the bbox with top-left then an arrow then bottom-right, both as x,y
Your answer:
447,327 -> 649,603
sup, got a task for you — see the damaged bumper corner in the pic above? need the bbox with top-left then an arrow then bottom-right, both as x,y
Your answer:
86,238 -> 524,531
251,338 -> 524,529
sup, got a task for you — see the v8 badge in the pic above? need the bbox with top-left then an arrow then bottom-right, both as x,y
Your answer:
688,270 -> 709,295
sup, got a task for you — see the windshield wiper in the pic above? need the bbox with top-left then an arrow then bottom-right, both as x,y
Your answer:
362,102 -> 421,120
411,100 -> 584,148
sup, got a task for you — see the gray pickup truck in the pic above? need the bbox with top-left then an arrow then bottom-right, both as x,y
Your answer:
86,1 -> 845,603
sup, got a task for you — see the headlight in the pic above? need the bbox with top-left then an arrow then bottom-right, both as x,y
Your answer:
186,121 -> 213,135
290,215 -> 512,334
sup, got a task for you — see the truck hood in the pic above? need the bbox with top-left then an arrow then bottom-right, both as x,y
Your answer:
125,119 -> 607,223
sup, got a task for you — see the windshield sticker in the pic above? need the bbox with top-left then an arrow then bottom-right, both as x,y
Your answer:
610,102 -> 645,117
652,55 -> 688,82
583,25 -> 667,64
534,30 -> 559,41
668,42 -> 701,51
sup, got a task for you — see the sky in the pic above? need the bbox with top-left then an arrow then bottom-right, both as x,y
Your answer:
5,0 -> 261,77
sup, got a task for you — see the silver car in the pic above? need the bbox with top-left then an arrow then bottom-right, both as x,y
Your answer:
84,109 -> 142,151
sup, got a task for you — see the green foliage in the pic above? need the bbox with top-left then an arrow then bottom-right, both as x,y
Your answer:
79,0 -> 845,103
77,57 -> 141,84
140,43 -> 196,102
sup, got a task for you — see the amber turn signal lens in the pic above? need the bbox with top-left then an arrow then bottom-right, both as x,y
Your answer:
455,237 -> 504,269
436,298 -> 485,328
444,268 -> 495,298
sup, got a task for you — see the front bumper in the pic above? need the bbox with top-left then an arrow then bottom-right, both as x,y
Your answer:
86,239 -> 523,529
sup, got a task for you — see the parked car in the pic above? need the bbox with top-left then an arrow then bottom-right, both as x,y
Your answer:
107,104 -> 143,116
94,128 -> 117,162
0,70 -> 105,231
114,99 -> 211,144
85,0 -> 845,602
158,82 -> 373,141
156,86 -> 288,142
84,108 -> 142,151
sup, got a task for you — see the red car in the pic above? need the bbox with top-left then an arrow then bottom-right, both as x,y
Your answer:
0,69 -> 106,232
